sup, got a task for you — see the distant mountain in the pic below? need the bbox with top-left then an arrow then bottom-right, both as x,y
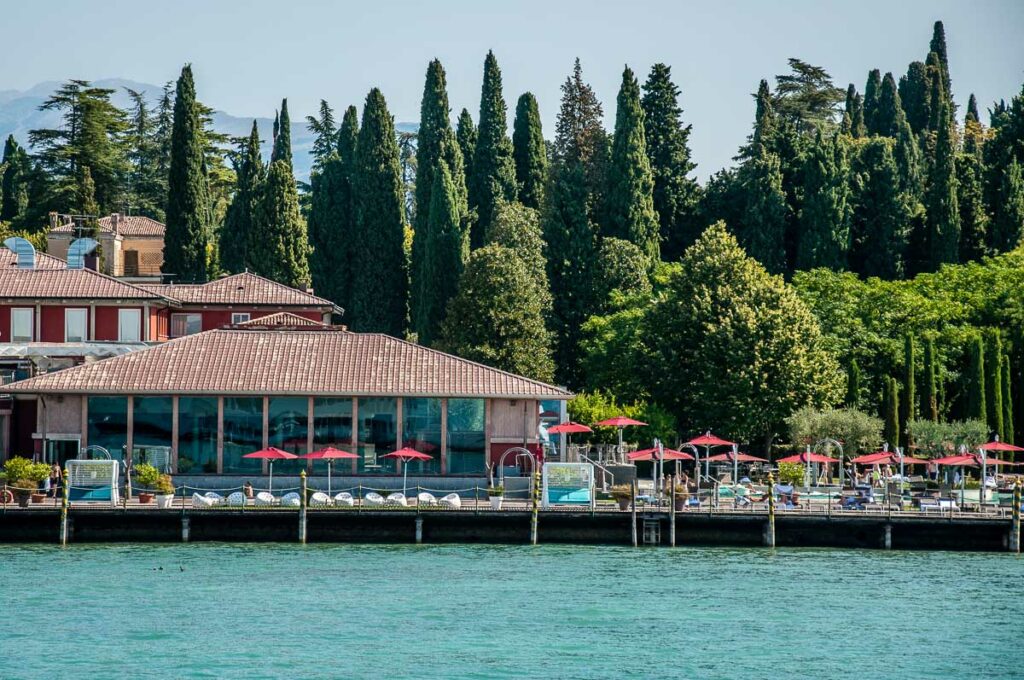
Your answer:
0,78 -> 419,184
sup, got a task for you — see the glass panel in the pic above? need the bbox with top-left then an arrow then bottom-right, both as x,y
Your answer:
357,397 -> 397,473
171,313 -> 202,338
447,399 -> 486,474
231,313 -> 250,324
177,396 -> 218,473
312,398 -> 353,474
118,309 -> 141,342
268,397 -> 308,474
87,396 -> 128,461
132,396 -> 173,469
65,308 -> 87,342
11,308 -> 33,342
223,397 -> 263,474
403,398 -> 441,475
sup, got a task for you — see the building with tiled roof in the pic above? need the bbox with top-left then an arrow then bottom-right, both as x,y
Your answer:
5,325 -> 570,476
47,212 -> 166,279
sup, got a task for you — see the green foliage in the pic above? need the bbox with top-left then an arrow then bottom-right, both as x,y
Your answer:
863,70 -> 882,135
771,59 -> 845,136
567,390 -> 676,446
776,462 -> 804,486
487,485 -> 504,497
221,121 -> 263,274
271,98 -> 292,167
848,137 -> 910,278
899,62 -> 931,135
123,88 -> 168,220
512,93 -> 546,210
785,406 -> 883,454
846,359 -> 862,408
741,145 -> 788,274
133,463 -> 161,488
252,159 -> 310,288
907,418 -> 988,457
469,51 -> 517,248
1002,355 -> 1015,445
926,103 -> 961,269
957,117 -> 989,262
593,237 -> 652,310
901,334 -> 916,447
966,333 -> 986,422
305,100 -> 337,171
922,335 -> 938,421
455,108 -> 477,192
485,201 -> 552,323
796,131 -> 850,270
984,329 -> 1003,440
883,376 -> 899,447
3,457 -> 51,485
416,161 -> 467,346
990,158 -> 1024,252
0,136 -> 30,224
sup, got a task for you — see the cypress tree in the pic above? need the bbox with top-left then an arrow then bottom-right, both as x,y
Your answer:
350,88 -> 408,336
417,161 -> 466,346
929,21 -> 952,105
966,333 -> 986,422
253,159 -> 310,288
751,79 -> 777,152
271,99 -> 292,167
846,359 -> 862,408
848,138 -> 910,279
163,64 -> 210,282
925,52 -> 946,132
76,166 -> 101,240
742,144 -> 789,274
844,84 -> 857,133
850,93 -> 866,138
468,51 -> 517,248
512,92 -> 546,210
899,62 -> 930,134
926,102 -> 960,269
923,336 -> 938,422
990,158 -> 1024,252
884,376 -> 900,448
221,121 -> 264,274
1003,354 -> 1014,445
863,69 -> 882,135
901,334 -> 916,448
958,103 -> 989,261
797,131 -> 850,270
985,330 -> 1004,440
604,66 -> 659,261
966,94 -> 980,124
455,108 -> 477,192
0,135 -> 29,223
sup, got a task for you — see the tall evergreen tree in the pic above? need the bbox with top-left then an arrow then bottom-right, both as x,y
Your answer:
797,131 -> 850,269
416,161 -> 466,346
922,336 -> 938,422
846,359 -> 862,408
899,62 -> 931,134
642,63 -> 700,259
901,334 -> 916,448
967,94 -> 981,124
966,333 -> 986,422
604,66 -> 659,261
305,100 -> 337,171
0,136 -> 29,223
985,330 -> 1004,440
863,70 -> 882,135
749,79 -> 777,153
849,138 -> 910,278
252,158 -> 309,287
925,52 -> 947,132
271,99 -> 292,168
123,88 -> 165,219
990,158 -> 1024,252
512,92 -> 546,210
221,121 -> 264,274
468,51 -> 517,248
926,102 -> 960,269
163,65 -> 210,282
455,108 -> 477,192
958,101 -> 989,261
742,144 -> 788,274
350,89 -> 408,336
929,21 -> 952,106
1002,354 -> 1015,445
845,86 -> 866,138
76,166 -> 101,239
884,376 -> 900,448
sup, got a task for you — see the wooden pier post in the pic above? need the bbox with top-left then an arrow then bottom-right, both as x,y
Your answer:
669,475 -> 676,547
764,472 -> 776,547
1010,481 -> 1021,554
299,470 -> 308,544
631,479 -> 638,547
530,470 -> 540,545
181,516 -> 190,543
883,523 -> 892,550
415,516 -> 423,544
59,467 -> 69,546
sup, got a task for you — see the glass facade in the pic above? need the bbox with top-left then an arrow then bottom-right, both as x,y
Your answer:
357,397 -> 397,473
87,396 -> 128,461
268,397 -> 308,474
132,396 -> 173,469
222,397 -> 263,474
403,398 -> 442,475
178,396 -> 218,473
312,398 -> 353,474
447,399 -> 486,474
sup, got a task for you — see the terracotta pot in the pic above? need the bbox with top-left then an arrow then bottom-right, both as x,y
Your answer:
30,493 -> 46,504
675,497 -> 687,512
17,493 -> 30,508
138,492 -> 155,504
616,497 -> 631,511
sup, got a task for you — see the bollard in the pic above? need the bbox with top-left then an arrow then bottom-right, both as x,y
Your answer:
631,479 -> 638,547
669,474 -> 676,547
530,470 -> 540,545
765,472 -> 776,548
59,467 -> 69,546
1010,481 -> 1021,554
299,470 -> 308,544
415,516 -> 423,544
883,523 -> 892,550
181,516 -> 190,543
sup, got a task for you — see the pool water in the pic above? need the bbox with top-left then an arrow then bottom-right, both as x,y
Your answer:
1,544 -> 1021,679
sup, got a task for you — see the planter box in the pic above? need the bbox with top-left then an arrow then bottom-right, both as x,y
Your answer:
489,496 -> 503,510
138,493 -> 154,504
155,494 -> 174,509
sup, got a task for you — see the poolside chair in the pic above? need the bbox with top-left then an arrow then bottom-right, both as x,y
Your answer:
937,498 -> 959,512
191,492 -> 215,508
226,491 -> 246,507
385,492 -> 408,507
310,491 -> 331,507
417,492 -> 437,506
364,492 -> 385,507
333,492 -> 354,507
439,493 -> 461,509
280,492 -> 301,507
203,491 -> 224,506
254,491 -> 275,506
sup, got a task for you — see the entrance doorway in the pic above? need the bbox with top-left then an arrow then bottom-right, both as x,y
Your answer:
45,438 -> 81,466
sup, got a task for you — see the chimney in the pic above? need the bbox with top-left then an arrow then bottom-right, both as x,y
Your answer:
110,213 -> 121,235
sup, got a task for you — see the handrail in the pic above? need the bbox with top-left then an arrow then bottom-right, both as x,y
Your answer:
579,452 -> 615,491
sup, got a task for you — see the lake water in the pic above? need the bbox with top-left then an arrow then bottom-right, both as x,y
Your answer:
1,544 -> 1021,679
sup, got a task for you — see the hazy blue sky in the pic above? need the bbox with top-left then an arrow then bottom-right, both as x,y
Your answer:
3,0 -> 1022,177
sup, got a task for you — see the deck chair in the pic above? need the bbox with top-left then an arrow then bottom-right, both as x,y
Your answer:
333,492 -> 354,506
280,492 -> 301,507
191,492 -> 215,508
254,491 -> 275,506
310,491 -> 331,507
226,491 -> 246,507
417,492 -> 438,506
363,492 -> 385,507
385,492 -> 408,507
439,493 -> 461,509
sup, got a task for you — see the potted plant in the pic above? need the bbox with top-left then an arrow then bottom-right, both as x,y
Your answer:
154,474 -> 175,509
673,484 -> 689,511
3,457 -> 50,508
133,463 -> 160,504
610,484 -> 633,511
488,485 -> 504,510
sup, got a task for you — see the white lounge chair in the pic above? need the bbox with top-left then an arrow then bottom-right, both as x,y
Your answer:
191,492 -> 215,508
333,492 -> 354,507
363,492 -> 385,507
937,498 -> 959,512
226,492 -> 246,507
203,492 -> 224,506
254,491 -> 276,506
440,493 -> 461,509
385,492 -> 408,507
417,492 -> 437,506
280,492 -> 301,507
310,491 -> 331,507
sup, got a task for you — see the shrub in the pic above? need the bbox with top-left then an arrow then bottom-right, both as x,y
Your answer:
610,484 -> 633,499
776,462 -> 805,486
154,474 -> 175,495
3,457 -> 50,486
133,463 -> 161,488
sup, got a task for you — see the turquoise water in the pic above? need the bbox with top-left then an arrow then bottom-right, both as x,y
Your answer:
1,544 -> 1022,679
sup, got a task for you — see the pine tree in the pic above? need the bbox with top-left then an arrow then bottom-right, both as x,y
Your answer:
901,333 -> 916,448
253,159 -> 310,287
417,161 -> 466,346
124,88 -> 165,219
985,330 -> 1004,440
925,52 -> 946,132
899,62 -> 931,134
848,138 -> 910,278
926,101 -> 960,269
271,99 -> 292,168
163,65 -> 210,282
350,88 -> 408,336
742,145 -> 788,274
750,79 -> 777,153
929,21 -> 952,106
922,336 -> 938,421
966,333 -> 986,422
990,158 -> 1024,252
221,121 -> 264,273
604,66 -> 659,261
863,70 -> 882,135
305,100 -> 337,171
1002,354 -> 1014,445
797,131 -> 850,269
512,92 -> 546,210
455,108 -> 476,192
884,376 -> 900,448
0,135 -> 29,223
468,51 -> 517,248
76,166 -> 101,239
846,359 -> 862,407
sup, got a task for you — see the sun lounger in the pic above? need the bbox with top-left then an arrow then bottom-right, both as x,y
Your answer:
385,492 -> 408,507
333,492 -> 354,506
310,491 -> 331,507
937,498 -> 959,512
204,491 -> 225,506
226,491 -> 246,507
439,493 -> 461,509
280,492 -> 301,507
254,491 -> 275,506
417,492 -> 437,506
364,492 -> 385,507
191,493 -> 216,508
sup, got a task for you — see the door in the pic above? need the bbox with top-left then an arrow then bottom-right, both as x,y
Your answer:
118,309 -> 141,342
45,438 -> 81,466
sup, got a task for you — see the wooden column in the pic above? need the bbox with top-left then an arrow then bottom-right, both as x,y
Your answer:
440,398 -> 448,475
171,396 -> 179,472
306,396 -> 314,472
216,397 -> 224,473
125,397 -> 134,463
262,396 -> 270,475
395,398 -> 404,477
351,397 -> 359,474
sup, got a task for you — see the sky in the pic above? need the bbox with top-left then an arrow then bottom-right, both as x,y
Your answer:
2,0 -> 1022,179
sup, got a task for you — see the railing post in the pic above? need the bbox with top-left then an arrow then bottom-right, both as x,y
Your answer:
530,469 -> 540,545
59,467 -> 69,546
299,470 -> 308,544
1010,481 -> 1021,554
631,478 -> 638,547
765,472 -> 776,547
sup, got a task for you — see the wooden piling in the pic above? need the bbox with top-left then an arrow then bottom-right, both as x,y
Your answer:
530,470 -> 540,545
764,472 -> 776,547
181,516 -> 190,543
669,474 -> 676,547
1010,481 -> 1021,554
59,467 -> 69,546
299,470 -> 308,544
883,523 -> 892,550
631,479 -> 638,547
415,516 -> 423,544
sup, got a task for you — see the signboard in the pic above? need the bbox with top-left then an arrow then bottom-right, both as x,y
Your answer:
542,462 -> 594,508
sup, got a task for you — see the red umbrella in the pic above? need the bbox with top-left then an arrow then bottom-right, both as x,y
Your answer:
684,432 -> 736,480
595,416 -> 647,456
777,451 -> 839,464
301,447 -> 359,495
851,452 -> 931,465
930,454 -> 978,467
977,440 -> 1024,452
850,451 -> 892,464
705,451 -> 768,463
381,448 -> 434,494
628,448 -> 695,461
547,422 -> 593,434
243,447 -> 299,493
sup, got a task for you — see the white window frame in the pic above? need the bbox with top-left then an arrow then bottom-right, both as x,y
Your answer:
11,308 -> 33,343
170,313 -> 202,338
118,308 -> 141,343
231,312 -> 251,324
65,308 -> 88,343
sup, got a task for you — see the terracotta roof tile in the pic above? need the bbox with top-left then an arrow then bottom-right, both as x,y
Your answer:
50,215 -> 165,237
140,272 -> 337,308
5,327 -> 571,399
0,249 -> 166,301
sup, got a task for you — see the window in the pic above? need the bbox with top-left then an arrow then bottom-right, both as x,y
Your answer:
313,398 -> 353,474
231,312 -> 251,324
87,396 -> 129,461
132,396 -> 173,469
403,398 -> 441,474
170,313 -> 202,338
357,398 -> 397,473
118,309 -> 141,342
177,396 -> 218,473
11,308 -> 33,342
447,399 -> 486,474
269,397 -> 308,474
223,397 -> 264,473
65,308 -> 87,342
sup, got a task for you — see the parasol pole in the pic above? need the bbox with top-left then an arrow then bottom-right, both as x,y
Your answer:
805,444 -> 812,493
328,460 -> 332,496
979,447 -> 987,507
732,443 -> 739,488
268,461 -> 274,495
